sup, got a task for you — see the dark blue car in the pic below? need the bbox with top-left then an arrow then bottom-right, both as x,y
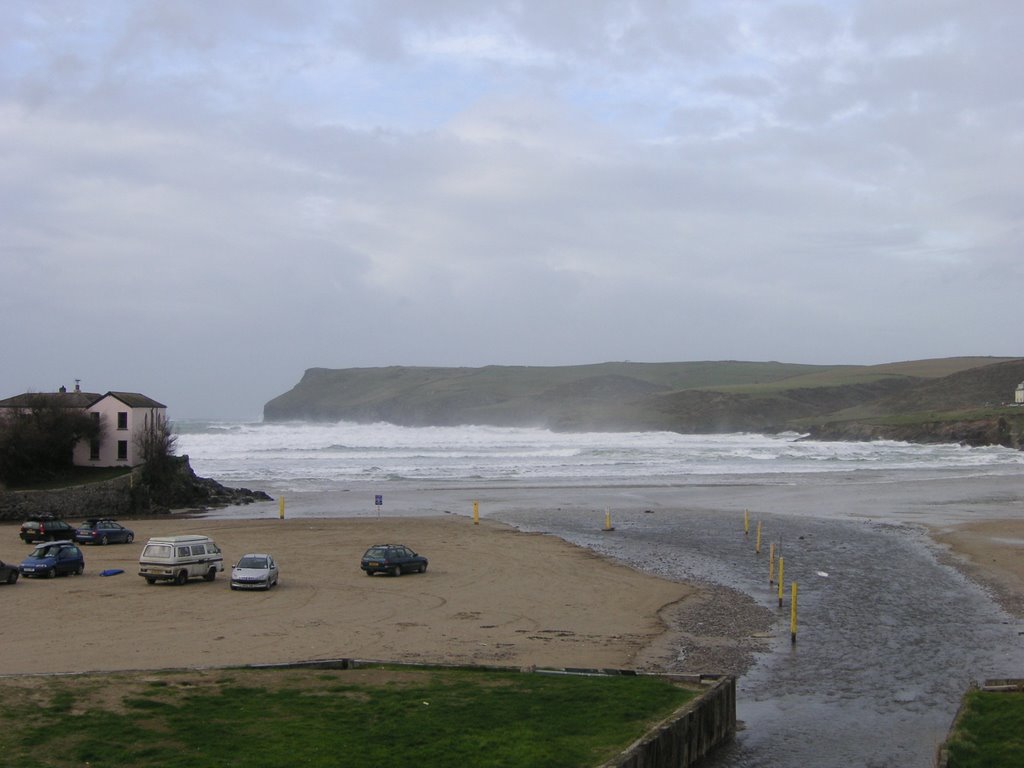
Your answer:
360,544 -> 428,576
19,541 -> 85,578
74,519 -> 135,545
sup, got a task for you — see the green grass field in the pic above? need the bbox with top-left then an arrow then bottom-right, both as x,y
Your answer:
945,689 -> 1024,767
7,465 -> 132,491
0,666 -> 697,768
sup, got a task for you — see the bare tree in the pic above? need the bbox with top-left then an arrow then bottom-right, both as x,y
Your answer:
135,412 -> 178,490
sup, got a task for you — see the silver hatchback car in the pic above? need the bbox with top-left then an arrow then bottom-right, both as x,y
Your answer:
230,553 -> 279,591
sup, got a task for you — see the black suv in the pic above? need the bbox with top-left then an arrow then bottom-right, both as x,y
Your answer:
19,516 -> 76,544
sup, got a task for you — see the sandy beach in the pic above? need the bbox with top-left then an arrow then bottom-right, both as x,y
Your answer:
932,517 -> 1024,619
1,512 -> 1021,680
0,516 -> 702,677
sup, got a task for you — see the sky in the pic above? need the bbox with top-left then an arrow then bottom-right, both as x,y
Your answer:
2,1 -> 1022,420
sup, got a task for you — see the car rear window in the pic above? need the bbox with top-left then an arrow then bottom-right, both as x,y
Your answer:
143,544 -> 172,558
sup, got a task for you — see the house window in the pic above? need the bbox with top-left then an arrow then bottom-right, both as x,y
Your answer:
90,440 -> 100,461
117,412 -> 128,430
117,440 -> 128,461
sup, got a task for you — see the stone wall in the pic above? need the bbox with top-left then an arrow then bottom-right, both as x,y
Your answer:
0,470 -> 141,522
601,674 -> 736,768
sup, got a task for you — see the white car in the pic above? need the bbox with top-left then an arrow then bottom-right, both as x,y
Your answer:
230,553 -> 279,591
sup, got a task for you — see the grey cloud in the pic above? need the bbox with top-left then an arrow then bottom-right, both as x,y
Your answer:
1,1 -> 1021,418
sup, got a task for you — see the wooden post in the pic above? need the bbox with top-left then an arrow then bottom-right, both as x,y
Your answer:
791,582 -> 798,644
603,510 -> 615,531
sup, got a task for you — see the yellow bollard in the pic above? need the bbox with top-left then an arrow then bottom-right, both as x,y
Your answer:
744,509 -> 749,536
603,509 -> 615,531
473,500 -> 479,525
790,582 -> 798,644
777,557 -> 784,607
769,542 -> 775,585
278,496 -> 285,520
755,521 -> 762,554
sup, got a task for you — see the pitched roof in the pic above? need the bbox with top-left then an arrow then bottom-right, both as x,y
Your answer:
0,391 -> 103,409
0,390 -> 167,410
99,391 -> 167,409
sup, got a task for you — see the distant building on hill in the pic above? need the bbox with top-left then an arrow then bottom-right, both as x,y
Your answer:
0,382 -> 166,467
1017,381 -> 1024,405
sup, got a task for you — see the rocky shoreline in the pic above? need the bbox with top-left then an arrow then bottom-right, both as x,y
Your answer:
802,414 -> 1024,449
149,454 -> 272,514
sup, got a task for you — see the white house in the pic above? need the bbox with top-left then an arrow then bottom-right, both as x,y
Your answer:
1016,381 -> 1024,405
75,391 -> 168,467
0,384 -> 167,468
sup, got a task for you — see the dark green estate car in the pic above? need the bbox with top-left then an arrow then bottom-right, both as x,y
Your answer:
360,544 -> 428,577
19,516 -> 76,544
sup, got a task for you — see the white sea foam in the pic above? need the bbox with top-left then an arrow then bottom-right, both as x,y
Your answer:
175,420 -> 1024,493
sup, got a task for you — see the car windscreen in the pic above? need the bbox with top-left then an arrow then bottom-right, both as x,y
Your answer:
237,556 -> 267,569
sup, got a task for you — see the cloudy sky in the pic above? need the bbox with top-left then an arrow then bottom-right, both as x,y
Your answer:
2,1 -> 1021,419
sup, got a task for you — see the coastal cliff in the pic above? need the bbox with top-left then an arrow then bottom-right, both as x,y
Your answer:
264,357 -> 1024,448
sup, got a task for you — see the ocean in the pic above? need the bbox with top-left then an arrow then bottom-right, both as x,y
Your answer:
176,419 -> 1023,503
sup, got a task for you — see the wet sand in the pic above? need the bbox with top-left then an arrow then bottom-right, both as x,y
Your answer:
931,517 -> 1024,619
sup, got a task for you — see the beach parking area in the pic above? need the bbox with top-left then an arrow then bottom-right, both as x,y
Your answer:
2,512 -> 1022,680
1,515 -> 708,676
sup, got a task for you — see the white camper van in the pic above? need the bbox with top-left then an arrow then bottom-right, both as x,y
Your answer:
138,535 -> 224,585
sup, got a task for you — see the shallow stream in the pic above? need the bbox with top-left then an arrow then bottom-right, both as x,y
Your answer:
496,480 -> 1024,768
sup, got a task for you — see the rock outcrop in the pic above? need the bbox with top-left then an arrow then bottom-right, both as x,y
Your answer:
803,416 -> 1024,449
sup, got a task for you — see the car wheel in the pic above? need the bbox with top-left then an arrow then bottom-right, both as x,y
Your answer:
145,577 -> 156,584
74,564 -> 84,575
127,534 -> 134,543
47,568 -> 56,579
391,565 -> 402,577
204,568 -> 217,582
365,570 -> 374,576
7,571 -> 18,584
230,585 -> 237,591
419,563 -> 427,573
100,535 -> 108,545
175,570 -> 188,586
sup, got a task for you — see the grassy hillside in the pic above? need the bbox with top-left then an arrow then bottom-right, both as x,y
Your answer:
263,357 -> 1024,446
263,361 -> 830,426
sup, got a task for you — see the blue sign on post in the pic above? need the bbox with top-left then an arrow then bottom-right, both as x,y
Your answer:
375,495 -> 383,506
